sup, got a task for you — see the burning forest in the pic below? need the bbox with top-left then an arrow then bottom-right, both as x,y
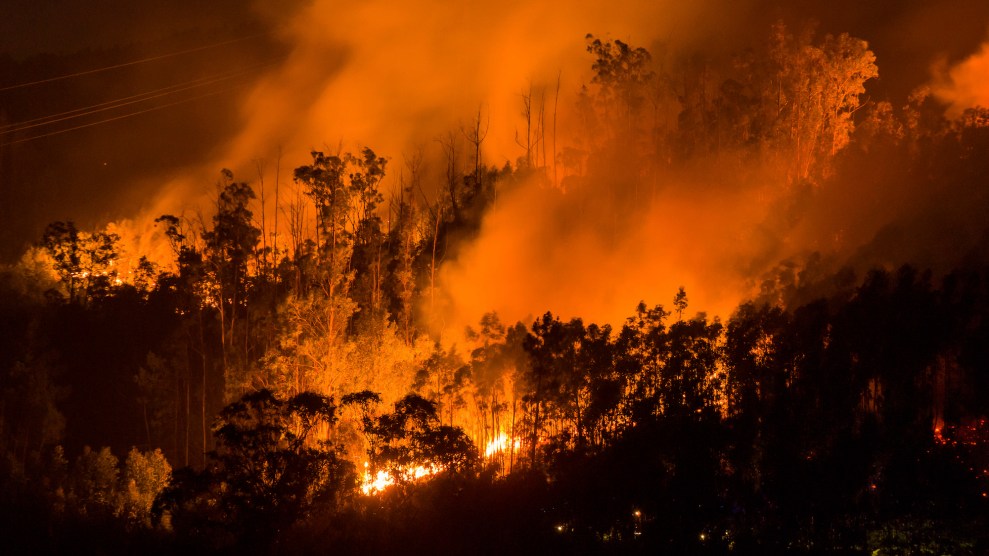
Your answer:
2,1 -> 989,553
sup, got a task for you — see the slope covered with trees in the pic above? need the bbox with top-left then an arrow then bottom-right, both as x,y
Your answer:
1,23 -> 988,554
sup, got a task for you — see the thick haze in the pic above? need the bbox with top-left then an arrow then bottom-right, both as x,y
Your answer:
933,39 -> 989,117
3,0 -> 989,329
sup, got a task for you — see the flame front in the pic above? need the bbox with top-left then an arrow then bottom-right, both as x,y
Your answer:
360,463 -> 443,495
484,433 -> 521,459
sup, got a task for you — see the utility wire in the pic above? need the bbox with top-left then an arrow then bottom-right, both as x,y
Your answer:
0,60 -> 278,136
0,65 -> 255,130
0,81 -> 253,147
0,30 -> 274,93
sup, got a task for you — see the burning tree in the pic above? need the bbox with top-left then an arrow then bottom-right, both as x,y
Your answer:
362,394 -> 478,493
41,220 -> 121,305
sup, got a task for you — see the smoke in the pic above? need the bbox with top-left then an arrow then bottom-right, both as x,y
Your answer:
437,162 -> 787,330
130,0 -> 761,317
12,0 -> 989,331
932,36 -> 989,117
431,10 -> 989,331
184,0 -> 755,168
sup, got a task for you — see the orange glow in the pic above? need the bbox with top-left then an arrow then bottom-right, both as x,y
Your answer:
360,462 -> 443,495
33,8 -> 989,484
11,0 -> 989,354
360,469 -> 395,495
117,0 -> 774,334
932,39 -> 989,117
484,433 -> 521,459
86,1 -> 989,339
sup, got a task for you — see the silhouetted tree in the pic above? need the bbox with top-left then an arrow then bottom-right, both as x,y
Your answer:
366,394 -> 479,484
154,389 -> 356,549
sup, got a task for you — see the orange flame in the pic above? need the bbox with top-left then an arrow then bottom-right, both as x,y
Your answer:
360,462 -> 443,495
484,433 -> 521,459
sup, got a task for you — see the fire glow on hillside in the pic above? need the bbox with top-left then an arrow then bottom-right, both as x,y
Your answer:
2,1 -> 989,553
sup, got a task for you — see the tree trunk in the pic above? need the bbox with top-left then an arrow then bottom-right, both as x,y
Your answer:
199,310 -> 208,468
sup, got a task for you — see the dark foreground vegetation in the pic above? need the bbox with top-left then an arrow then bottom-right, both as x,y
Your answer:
3,22 -> 989,554
3,264 -> 989,554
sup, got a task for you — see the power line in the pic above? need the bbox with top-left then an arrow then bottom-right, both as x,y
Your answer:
0,30 -> 274,93
0,60 -> 278,136
0,81 -> 253,147
0,68 -> 248,130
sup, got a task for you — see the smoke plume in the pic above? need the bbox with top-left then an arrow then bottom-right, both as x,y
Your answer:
13,0 -> 989,332
932,36 -> 989,117
132,0 -> 760,325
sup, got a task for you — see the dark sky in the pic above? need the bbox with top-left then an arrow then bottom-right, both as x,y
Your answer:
0,0 -> 260,57
0,1 -> 288,262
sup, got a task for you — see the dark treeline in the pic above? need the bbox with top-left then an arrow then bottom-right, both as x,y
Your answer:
2,24 -> 989,554
5,264 -> 988,553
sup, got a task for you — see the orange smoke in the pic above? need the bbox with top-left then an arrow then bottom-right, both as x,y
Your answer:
437,161 -> 789,331
116,1 -> 986,334
127,0 -> 758,312
932,37 -> 989,117
134,1 -> 752,185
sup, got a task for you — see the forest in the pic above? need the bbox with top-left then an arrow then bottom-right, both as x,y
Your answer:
2,21 -> 989,554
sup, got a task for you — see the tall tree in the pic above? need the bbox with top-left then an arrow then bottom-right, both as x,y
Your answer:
347,147 -> 388,327
202,171 -> 261,393
294,151 -> 357,345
